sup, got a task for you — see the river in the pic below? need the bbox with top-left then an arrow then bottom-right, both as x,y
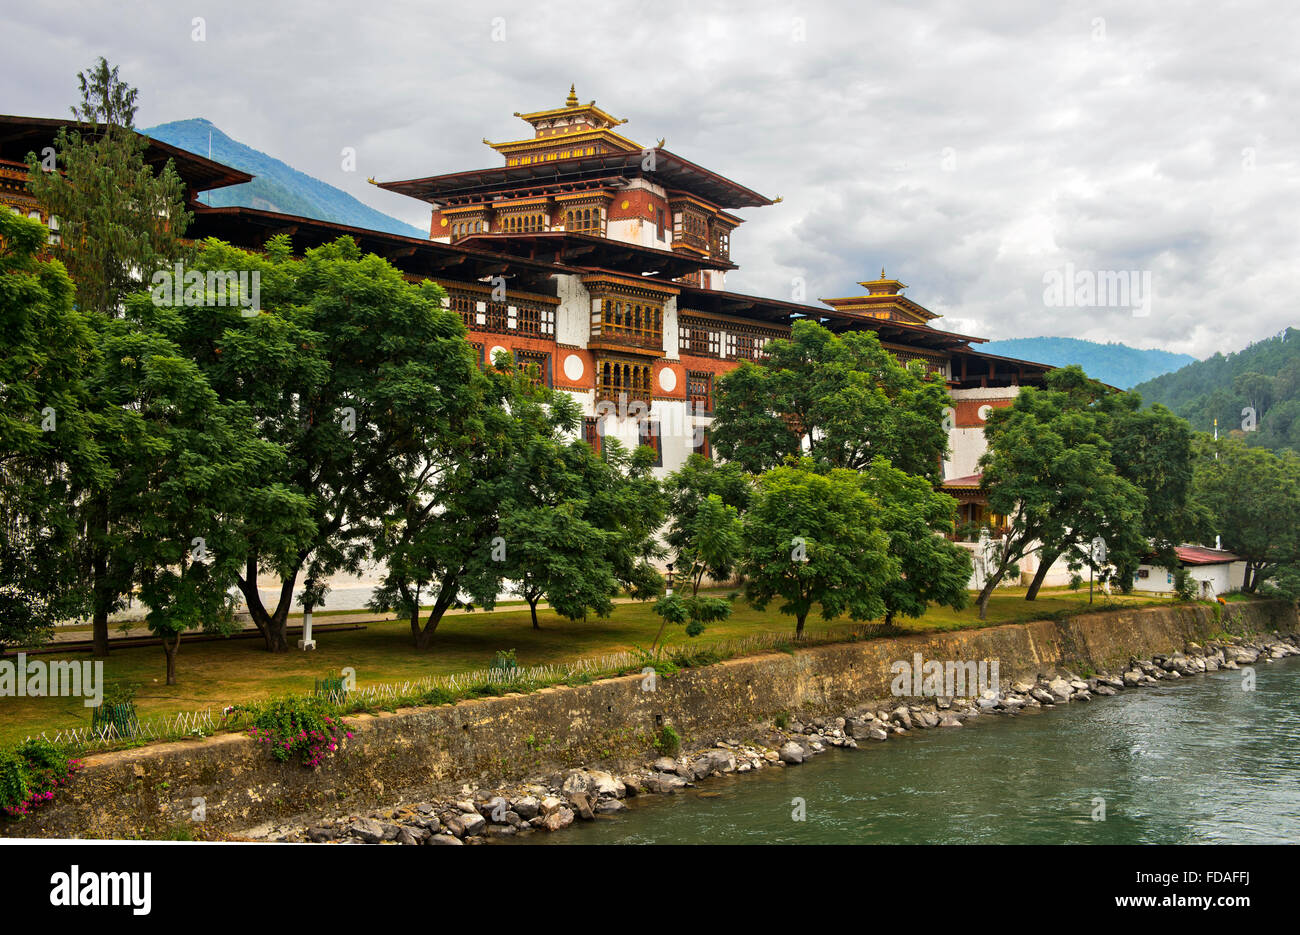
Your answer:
517,656 -> 1300,844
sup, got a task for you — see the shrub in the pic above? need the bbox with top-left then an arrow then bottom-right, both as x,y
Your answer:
246,697 -> 353,768
654,724 -> 681,757
0,739 -> 80,818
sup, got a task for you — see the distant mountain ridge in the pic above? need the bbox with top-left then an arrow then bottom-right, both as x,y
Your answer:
144,118 -> 425,239
978,336 -> 1197,389
1133,328 -> 1300,452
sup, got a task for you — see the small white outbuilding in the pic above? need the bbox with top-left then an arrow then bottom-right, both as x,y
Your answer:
1132,546 -> 1243,599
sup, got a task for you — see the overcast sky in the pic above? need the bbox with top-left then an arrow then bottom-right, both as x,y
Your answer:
6,0 -> 1298,358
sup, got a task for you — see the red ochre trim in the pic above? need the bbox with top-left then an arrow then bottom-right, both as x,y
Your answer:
653,360 -> 687,399
953,397 -> 1013,428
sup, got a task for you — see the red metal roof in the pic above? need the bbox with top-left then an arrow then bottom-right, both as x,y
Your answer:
942,473 -> 984,487
1173,546 -> 1240,566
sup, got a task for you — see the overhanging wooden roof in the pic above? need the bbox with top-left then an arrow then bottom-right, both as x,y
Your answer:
452,231 -> 734,279
378,148 -> 772,210
0,114 -> 252,196
189,204 -> 572,294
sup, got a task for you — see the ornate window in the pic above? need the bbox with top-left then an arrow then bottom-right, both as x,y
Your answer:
638,419 -> 663,466
591,296 -> 663,351
672,207 -> 709,250
583,416 -> 603,455
595,359 -> 653,410
678,316 -> 723,358
564,205 -> 606,236
513,349 -> 552,388
687,371 -> 713,413
515,300 -> 555,338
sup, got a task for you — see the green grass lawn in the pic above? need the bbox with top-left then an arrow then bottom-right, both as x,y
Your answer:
0,586 -> 1165,745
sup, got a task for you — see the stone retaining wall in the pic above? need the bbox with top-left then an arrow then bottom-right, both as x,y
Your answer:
7,599 -> 1295,839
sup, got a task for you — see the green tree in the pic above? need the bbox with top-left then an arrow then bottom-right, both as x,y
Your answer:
370,353 -> 560,648
169,235 -> 479,651
711,321 -> 951,481
24,58 -> 191,656
0,213 -> 102,644
116,286 -> 311,682
862,458 -> 972,626
977,367 -> 1145,618
496,392 -> 646,630
1194,437 -> 1300,593
741,461 -> 895,636
664,454 -> 751,597
1099,392 -> 1207,590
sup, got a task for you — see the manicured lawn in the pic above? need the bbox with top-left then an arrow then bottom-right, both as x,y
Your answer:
0,586 -> 1164,745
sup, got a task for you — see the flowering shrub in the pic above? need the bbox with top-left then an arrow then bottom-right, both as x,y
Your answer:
0,739 -> 81,818
245,697 -> 354,768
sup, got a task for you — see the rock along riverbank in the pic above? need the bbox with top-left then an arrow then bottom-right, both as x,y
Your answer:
5,599 -> 1297,841
260,627 -> 1300,844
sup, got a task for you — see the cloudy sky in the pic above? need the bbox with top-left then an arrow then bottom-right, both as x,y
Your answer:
6,0 -> 1298,358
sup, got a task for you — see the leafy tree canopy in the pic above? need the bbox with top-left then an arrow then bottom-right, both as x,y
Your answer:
711,320 -> 951,481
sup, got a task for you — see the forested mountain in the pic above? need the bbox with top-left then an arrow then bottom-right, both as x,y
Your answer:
144,118 -> 426,239
978,336 -> 1196,389
1133,328 -> 1300,453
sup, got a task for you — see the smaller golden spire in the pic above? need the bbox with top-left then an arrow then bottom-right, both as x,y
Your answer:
566,84 -> 579,107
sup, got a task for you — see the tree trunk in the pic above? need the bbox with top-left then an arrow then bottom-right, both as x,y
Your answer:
414,581 -> 459,650
237,555 -> 296,652
91,547 -> 110,658
1025,547 -> 1061,601
529,597 -> 540,630
795,612 -> 807,638
162,631 -> 180,685
976,569 -> 1007,620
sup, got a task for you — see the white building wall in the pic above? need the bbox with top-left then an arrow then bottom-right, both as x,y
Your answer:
1133,562 -> 1236,598
554,274 -> 591,346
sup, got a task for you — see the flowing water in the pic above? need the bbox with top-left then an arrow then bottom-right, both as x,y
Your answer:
519,656 -> 1300,844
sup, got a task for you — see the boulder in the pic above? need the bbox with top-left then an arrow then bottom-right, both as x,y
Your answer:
1047,677 -> 1073,702
568,791 -> 595,820
348,818 -> 387,844
561,770 -> 592,797
779,741 -> 805,764
586,769 -> 627,798
512,796 -> 540,820
642,773 -> 689,794
539,807 -> 575,832
459,812 -> 487,836
539,795 -> 565,816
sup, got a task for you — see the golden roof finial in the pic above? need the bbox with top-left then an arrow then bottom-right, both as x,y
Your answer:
566,84 -> 579,107
880,267 -> 886,279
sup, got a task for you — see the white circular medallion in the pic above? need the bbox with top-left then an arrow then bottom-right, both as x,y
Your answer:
977,404 -> 993,422
563,354 -> 584,381
658,367 -> 677,392
489,346 -> 508,366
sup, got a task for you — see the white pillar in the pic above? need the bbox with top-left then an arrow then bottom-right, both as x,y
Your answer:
298,606 -> 317,650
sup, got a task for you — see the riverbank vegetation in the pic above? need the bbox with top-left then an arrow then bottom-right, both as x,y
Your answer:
0,587 -> 1167,746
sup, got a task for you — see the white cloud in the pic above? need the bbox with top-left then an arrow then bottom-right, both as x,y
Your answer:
5,0 -> 1297,357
